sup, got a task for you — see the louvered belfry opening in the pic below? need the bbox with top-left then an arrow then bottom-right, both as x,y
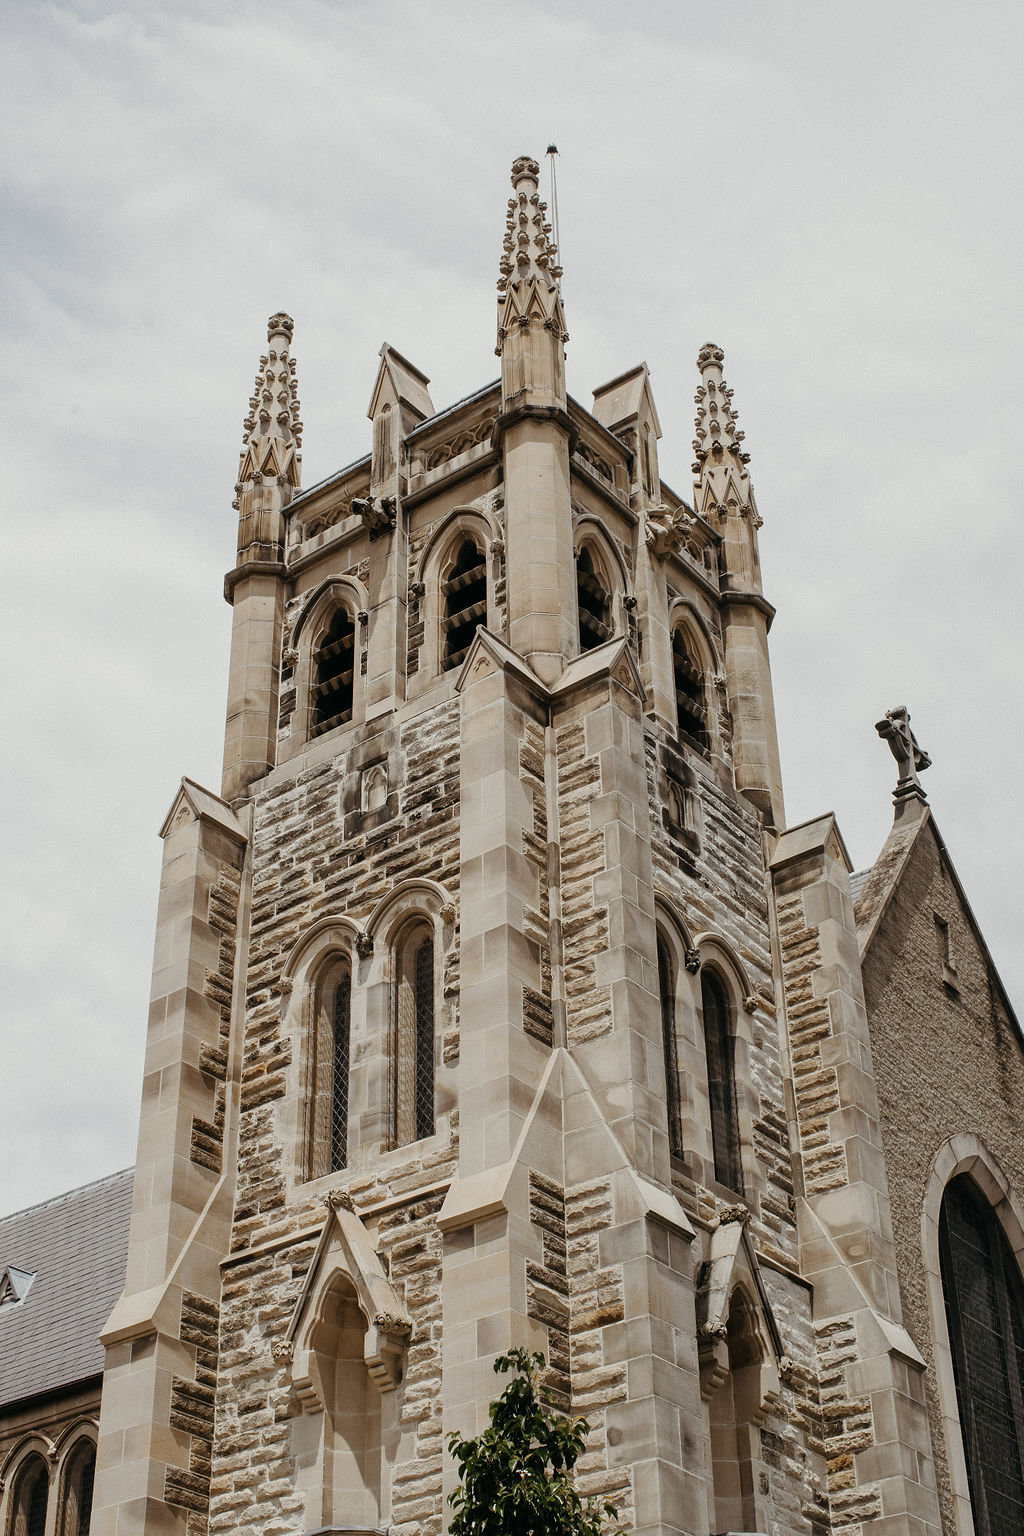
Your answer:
672,629 -> 708,749
576,546 -> 613,652
312,607 -> 355,736
939,1175 -> 1024,1535
442,538 -> 487,670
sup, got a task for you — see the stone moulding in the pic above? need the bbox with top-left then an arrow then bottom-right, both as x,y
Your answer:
284,1196 -> 413,1404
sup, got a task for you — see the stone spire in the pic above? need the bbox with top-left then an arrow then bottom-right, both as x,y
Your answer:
691,342 -> 758,527
495,155 -> 568,411
692,344 -> 784,830
233,312 -> 303,563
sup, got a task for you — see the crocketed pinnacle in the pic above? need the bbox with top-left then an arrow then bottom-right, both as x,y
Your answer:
497,155 -> 563,296
233,312 -> 303,507
496,156 -> 568,366
691,343 -> 758,525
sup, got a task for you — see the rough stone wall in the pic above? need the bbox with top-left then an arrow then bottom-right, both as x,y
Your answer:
191,868 -> 241,1174
166,1291 -> 222,1534
208,698 -> 463,1535
555,717 -> 612,1048
858,818 -> 1024,1535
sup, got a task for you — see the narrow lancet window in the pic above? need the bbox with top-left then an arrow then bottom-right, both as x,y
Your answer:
702,971 -> 743,1193
658,937 -> 684,1158
60,1444 -> 96,1536
13,1457 -> 49,1536
395,925 -> 435,1145
414,937 -> 435,1140
939,1175 -> 1024,1535
672,629 -> 707,748
576,546 -> 612,652
443,538 -> 487,670
330,971 -> 351,1173
309,964 -> 351,1179
312,607 -> 355,736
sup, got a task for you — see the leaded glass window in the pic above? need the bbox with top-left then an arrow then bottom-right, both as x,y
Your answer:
701,971 -> 743,1193
330,971 -> 351,1173
308,962 -> 351,1180
13,1457 -> 49,1536
939,1175 -> 1024,1535
60,1444 -> 96,1536
658,937 -> 684,1158
395,924 -> 435,1146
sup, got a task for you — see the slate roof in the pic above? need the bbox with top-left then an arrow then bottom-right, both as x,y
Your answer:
0,1168 -> 133,1410
849,867 -> 872,904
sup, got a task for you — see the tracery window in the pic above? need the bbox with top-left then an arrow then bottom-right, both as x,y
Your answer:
939,1174 -> 1024,1535
701,971 -> 743,1193
11,1455 -> 49,1536
394,925 -> 435,1145
442,537 -> 487,670
59,1442 -> 96,1536
657,936 -> 684,1158
311,607 -> 356,737
672,628 -> 708,749
309,962 -> 351,1178
576,546 -> 612,652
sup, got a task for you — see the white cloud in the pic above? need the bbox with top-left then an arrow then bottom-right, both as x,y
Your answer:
2,0 -> 1021,1211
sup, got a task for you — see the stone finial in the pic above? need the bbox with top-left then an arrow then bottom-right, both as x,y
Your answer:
234,312 -> 303,508
876,705 -> 931,814
496,154 -> 567,379
498,155 -> 563,294
691,342 -> 760,529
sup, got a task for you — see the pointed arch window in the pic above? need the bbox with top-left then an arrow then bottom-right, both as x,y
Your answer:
672,628 -> 708,749
395,925 -> 435,1145
442,537 -> 487,670
309,962 -> 351,1178
701,971 -> 743,1193
11,1455 -> 50,1536
59,1442 -> 96,1536
939,1174 -> 1024,1535
576,546 -> 612,652
312,607 -> 356,737
657,937 -> 684,1158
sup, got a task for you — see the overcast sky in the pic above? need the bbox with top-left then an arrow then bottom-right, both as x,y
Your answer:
3,0 -> 1021,1215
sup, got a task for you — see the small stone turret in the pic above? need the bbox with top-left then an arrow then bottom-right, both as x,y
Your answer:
693,344 -> 785,830
222,313 -> 300,802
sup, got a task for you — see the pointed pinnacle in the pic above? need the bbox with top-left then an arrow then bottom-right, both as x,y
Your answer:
497,155 -> 563,298
691,343 -> 760,527
235,312 -> 303,499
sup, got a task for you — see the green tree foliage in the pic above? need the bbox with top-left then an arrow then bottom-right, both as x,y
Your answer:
447,1348 -> 621,1536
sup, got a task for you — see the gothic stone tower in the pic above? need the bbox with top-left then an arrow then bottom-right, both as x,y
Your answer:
93,157 -> 944,1536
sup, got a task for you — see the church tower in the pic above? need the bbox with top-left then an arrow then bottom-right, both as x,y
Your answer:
92,157 -> 950,1536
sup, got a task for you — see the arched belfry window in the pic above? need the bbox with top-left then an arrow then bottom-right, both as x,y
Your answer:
442,537 -> 487,670
60,1442 -> 96,1536
939,1175 -> 1024,1534
312,607 -> 356,737
657,937 -> 684,1158
309,962 -> 351,1179
395,925 -> 435,1146
701,971 -> 743,1194
576,546 -> 612,652
672,628 -> 708,749
11,1455 -> 49,1536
